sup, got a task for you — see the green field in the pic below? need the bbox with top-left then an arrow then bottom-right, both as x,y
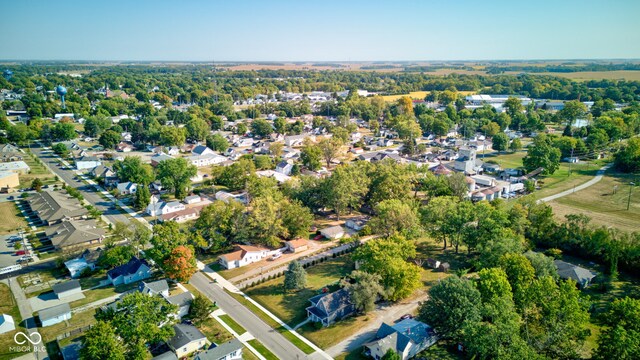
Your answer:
0,284 -> 26,360
18,151 -> 59,189
549,170 -> 640,232
0,202 -> 27,235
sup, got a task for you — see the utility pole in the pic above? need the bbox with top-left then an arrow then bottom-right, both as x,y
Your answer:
627,182 -> 635,211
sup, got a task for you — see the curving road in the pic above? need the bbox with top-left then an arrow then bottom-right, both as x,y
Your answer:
538,164 -> 612,204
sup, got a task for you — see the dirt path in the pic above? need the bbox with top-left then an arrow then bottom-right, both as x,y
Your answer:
538,164 -> 611,203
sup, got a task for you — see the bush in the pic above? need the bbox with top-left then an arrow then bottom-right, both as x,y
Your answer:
313,321 -> 323,330
545,248 -> 563,259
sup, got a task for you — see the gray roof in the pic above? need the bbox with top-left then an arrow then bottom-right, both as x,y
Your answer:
152,351 -> 178,360
168,324 -> 207,350
45,219 -> 106,248
365,319 -> 437,356
307,289 -> 352,319
28,191 -> 89,223
52,280 -> 81,294
39,303 -> 71,322
139,279 -> 169,295
166,291 -> 194,307
107,257 -> 150,279
320,225 -> 344,237
554,260 -> 597,284
196,339 -> 243,360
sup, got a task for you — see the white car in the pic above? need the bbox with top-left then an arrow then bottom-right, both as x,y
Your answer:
270,253 -> 282,261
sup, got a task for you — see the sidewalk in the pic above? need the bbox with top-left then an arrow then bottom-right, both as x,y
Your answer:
538,164 -> 611,203
210,308 -> 265,360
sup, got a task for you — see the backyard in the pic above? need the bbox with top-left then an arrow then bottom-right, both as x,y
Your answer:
0,283 -> 26,360
244,256 -> 354,327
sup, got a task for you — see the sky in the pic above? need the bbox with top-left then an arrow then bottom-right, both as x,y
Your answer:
1,0 -> 639,61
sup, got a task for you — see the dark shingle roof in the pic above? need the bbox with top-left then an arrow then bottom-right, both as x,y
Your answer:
168,324 -> 207,350
52,280 -> 81,295
554,260 -> 597,284
139,279 -> 169,295
307,289 -> 352,319
39,303 -> 71,322
107,257 -> 149,279
166,291 -> 194,307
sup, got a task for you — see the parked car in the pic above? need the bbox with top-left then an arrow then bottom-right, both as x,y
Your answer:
313,234 -> 325,241
17,256 -> 33,263
399,314 -> 413,321
270,252 -> 282,261
7,196 -> 14,200
15,250 -> 27,256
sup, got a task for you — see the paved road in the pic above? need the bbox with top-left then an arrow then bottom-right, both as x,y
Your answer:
190,272 -> 308,360
538,164 -> 612,203
30,144 -> 131,226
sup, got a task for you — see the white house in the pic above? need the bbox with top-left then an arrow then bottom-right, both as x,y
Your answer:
116,181 -> 138,195
275,161 -> 294,176
195,339 -> 243,360
284,134 -> 314,147
192,145 -> 215,156
0,314 -> 15,334
183,195 -> 202,205
256,170 -> 291,183
215,191 -> 248,205
233,138 -> 254,147
39,303 -> 72,327
219,245 -> 270,269
76,156 -> 102,170
188,154 -> 227,168
319,225 -> 345,240
146,196 -> 186,217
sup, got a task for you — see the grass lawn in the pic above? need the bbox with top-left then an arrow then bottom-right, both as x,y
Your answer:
198,317 -> 234,345
244,256 -> 354,326
298,314 -> 374,349
548,170 -> 640,232
0,283 -> 27,360
218,314 -> 246,335
0,202 -> 27,235
242,347 -> 261,360
38,308 -> 96,343
18,152 -> 59,189
68,282 -> 138,308
280,330 -> 315,354
247,339 -> 278,360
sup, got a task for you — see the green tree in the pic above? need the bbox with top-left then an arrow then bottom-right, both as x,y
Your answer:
113,156 -> 155,185
345,271 -> 386,313
504,96 -> 524,118
81,321 -> 125,360
240,195 -> 286,247
523,250 -> 558,279
481,122 -> 500,137
194,200 -> 245,251
499,253 -> 535,307
251,118 -> 273,137
253,154 -> 273,170
476,267 -> 512,302
594,297 -> 640,360
368,199 -> 421,238
84,116 -> 112,137
280,199 -> 314,240
97,292 -> 177,359
614,137 -> 640,173
149,221 -> 188,263
156,157 -> 197,198
418,275 -> 482,341
97,245 -> 136,269
318,137 -> 342,169
284,261 -> 307,291
99,130 -> 121,149
236,122 -> 248,135
31,178 -> 43,192
558,100 -> 587,123
133,185 -> 151,211
189,294 -> 217,325
52,122 -> 77,141
214,158 -> 255,191
301,140 -> 322,171
206,133 -> 229,152
274,117 -> 287,134
510,137 -> 522,152
324,165 -> 370,220
186,118 -> 209,141
381,349 -> 402,360
523,134 -> 561,174
159,126 -> 186,146
52,143 -> 70,158
492,132 -> 509,152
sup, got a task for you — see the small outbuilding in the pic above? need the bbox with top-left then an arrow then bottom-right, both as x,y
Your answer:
319,225 -> 345,240
39,303 -> 72,327
0,314 -> 15,334
52,280 -> 82,299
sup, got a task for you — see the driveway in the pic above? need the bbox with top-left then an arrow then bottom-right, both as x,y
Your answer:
538,164 -> 612,203
29,291 -> 85,312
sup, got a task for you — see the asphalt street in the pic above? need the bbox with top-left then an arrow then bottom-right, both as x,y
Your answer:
190,272 -> 309,360
29,144 -> 131,226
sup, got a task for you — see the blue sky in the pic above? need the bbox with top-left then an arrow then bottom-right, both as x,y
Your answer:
1,0 -> 639,61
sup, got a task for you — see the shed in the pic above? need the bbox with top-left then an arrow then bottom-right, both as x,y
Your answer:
52,280 -> 82,299
39,303 -> 72,327
0,314 -> 15,334
285,238 -> 309,253
438,262 -> 450,273
319,225 -> 345,240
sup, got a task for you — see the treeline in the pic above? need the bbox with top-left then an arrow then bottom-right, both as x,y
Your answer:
486,62 -> 640,74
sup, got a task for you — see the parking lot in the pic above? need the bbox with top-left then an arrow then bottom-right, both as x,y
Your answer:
0,233 -> 22,268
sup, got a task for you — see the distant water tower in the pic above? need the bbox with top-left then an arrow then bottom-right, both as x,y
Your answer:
2,70 -> 12,80
56,85 -> 68,109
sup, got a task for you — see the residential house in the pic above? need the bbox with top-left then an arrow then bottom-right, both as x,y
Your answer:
152,351 -> 178,360
377,138 -> 393,147
166,291 -> 194,319
0,161 -> 30,174
150,153 -> 174,167
256,169 -> 291,183
0,314 -> 15,334
306,289 -> 356,327
430,163 -> 452,176
282,147 -> 300,159
117,181 -> 138,195
195,339 -> 243,360
167,146 -> 180,156
215,191 -> 249,205
188,153 -> 227,168
319,225 -> 345,240
554,260 -> 597,288
139,279 -> 170,297
52,280 -> 82,299
275,161 -> 294,176
219,245 -> 270,269
192,145 -> 215,156
363,319 -> 439,360
183,195 -> 202,205
76,156 -> 102,170
233,138 -> 254,147
284,134 -> 314,147
27,191 -> 89,225
116,142 -> 134,152
121,132 -> 132,142
45,219 -> 106,249
146,196 -> 186,217
64,249 -> 101,278
90,165 -> 117,185
107,257 -> 151,286
168,324 -> 210,358
161,207 -> 202,223
285,238 -> 309,253
39,303 -> 72,327
345,216 -> 369,231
